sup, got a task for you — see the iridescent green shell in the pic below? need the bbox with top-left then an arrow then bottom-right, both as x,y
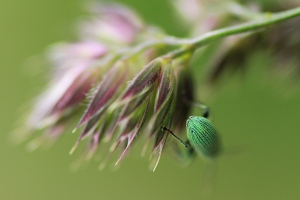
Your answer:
186,116 -> 220,159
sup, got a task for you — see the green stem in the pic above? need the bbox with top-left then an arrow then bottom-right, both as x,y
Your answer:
122,6 -> 300,60
192,6 -> 300,46
162,6 -> 300,58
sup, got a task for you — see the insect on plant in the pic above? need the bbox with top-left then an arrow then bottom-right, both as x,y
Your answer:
162,103 -> 221,161
162,103 -> 221,197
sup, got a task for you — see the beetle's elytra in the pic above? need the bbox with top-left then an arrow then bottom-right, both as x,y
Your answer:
186,116 -> 220,159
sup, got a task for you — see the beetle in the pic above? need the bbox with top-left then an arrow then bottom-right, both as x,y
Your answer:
162,104 -> 221,160
162,105 -> 223,198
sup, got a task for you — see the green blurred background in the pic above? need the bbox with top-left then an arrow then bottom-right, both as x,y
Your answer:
1,0 -> 300,199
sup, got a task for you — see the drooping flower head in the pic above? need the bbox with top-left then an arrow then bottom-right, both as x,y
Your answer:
21,2 -> 195,170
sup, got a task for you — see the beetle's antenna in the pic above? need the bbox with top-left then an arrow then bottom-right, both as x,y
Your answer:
162,126 -> 189,148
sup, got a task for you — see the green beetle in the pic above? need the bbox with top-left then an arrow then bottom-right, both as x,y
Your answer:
186,116 -> 220,159
162,106 -> 222,198
163,105 -> 221,160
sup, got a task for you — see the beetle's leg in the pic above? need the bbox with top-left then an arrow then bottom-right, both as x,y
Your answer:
162,126 -> 196,162
183,98 -> 210,118
162,126 -> 189,148
201,105 -> 209,118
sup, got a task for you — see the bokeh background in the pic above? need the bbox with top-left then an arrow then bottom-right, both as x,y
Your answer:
1,0 -> 300,199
